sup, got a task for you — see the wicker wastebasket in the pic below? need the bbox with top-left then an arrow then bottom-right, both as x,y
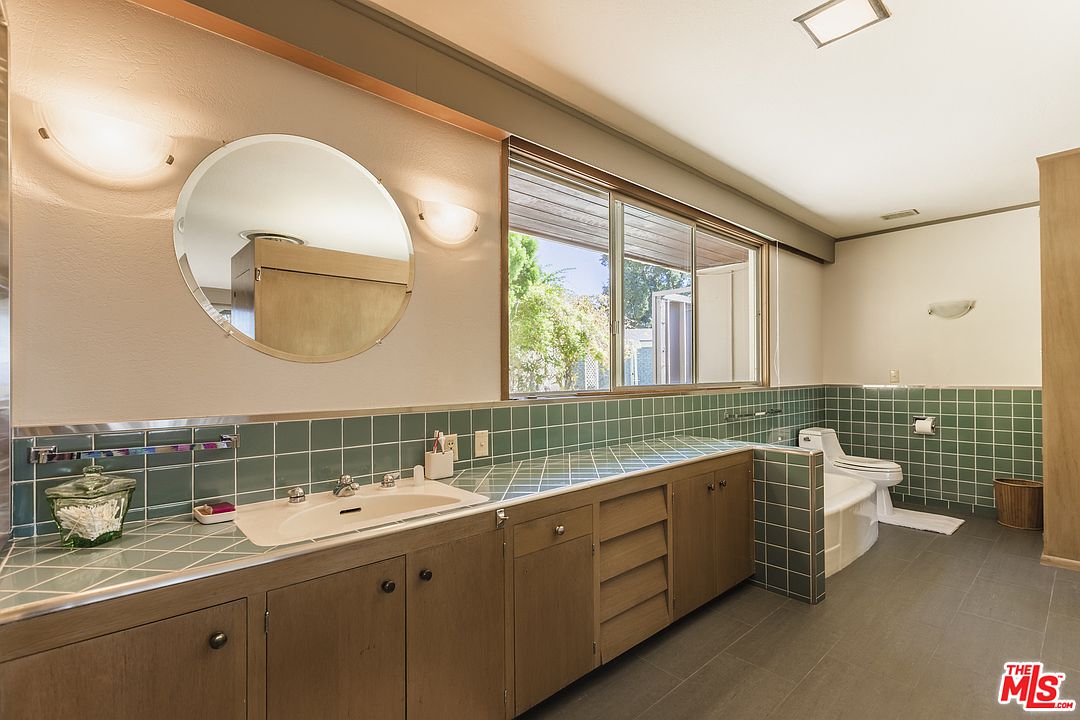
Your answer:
994,478 -> 1043,530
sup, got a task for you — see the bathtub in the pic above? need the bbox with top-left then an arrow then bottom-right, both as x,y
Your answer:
823,472 -> 878,576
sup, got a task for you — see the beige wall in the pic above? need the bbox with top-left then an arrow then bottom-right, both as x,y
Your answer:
822,207 -> 1041,386
771,249 -> 824,387
11,0 -> 502,427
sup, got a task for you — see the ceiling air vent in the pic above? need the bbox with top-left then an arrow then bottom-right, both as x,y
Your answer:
880,209 -> 920,221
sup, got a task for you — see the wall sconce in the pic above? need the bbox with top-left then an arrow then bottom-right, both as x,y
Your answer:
928,300 -> 975,319
36,104 -> 174,179
417,199 -> 478,245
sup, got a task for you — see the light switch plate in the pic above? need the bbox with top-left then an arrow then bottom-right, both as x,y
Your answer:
474,430 -> 489,457
889,369 -> 900,384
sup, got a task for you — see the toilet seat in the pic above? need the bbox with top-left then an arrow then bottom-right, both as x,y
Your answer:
833,455 -> 901,473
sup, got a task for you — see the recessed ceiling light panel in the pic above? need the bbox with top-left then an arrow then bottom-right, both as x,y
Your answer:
794,0 -> 891,48
881,209 -> 920,221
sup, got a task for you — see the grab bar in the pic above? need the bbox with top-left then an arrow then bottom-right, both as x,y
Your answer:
28,434 -> 239,464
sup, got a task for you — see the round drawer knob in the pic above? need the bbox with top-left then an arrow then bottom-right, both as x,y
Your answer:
208,632 -> 228,650
381,580 -> 396,593
554,525 -> 566,536
707,483 -> 715,491
720,479 -> 728,487
419,569 -> 433,581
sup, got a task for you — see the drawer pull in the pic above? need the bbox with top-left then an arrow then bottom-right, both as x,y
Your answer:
554,525 -> 566,536
419,569 -> 433,581
381,580 -> 397,593
208,632 -> 228,650
719,479 -> 728,488
707,483 -> 715,491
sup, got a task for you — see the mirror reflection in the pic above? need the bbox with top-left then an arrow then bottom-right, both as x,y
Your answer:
173,134 -> 413,361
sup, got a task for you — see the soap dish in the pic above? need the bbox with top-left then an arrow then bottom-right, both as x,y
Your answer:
194,504 -> 237,525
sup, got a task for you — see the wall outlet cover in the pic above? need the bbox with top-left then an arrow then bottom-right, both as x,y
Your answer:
443,433 -> 459,461
474,429 -> 489,457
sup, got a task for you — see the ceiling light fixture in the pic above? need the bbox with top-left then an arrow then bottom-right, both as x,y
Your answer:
881,209 -> 920,221
928,300 -> 976,320
36,104 -> 174,179
417,200 -> 478,245
794,0 -> 891,48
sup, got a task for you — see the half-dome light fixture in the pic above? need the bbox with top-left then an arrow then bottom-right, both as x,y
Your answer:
37,104 -> 174,179
928,300 -> 975,320
417,199 -> 478,245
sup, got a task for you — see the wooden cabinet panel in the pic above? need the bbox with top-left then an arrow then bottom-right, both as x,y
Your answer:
600,591 -> 670,662
600,556 -> 668,622
514,504 -> 592,557
672,472 -> 719,619
598,485 -> 667,541
598,521 -> 668,582
0,600 -> 247,720
407,531 -> 505,720
514,533 -> 595,715
717,461 -> 755,593
266,557 -> 405,720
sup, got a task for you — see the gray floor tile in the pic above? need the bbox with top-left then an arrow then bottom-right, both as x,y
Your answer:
726,607 -> 843,683
1043,613 -> 1080,671
880,579 -> 967,629
767,656 -> 909,720
978,550 -> 1057,593
520,654 -> 680,720
992,529 -> 1045,559
901,549 -> 983,590
636,652 -> 793,720
908,659 -> 1031,720
1051,571 -> 1080,620
637,604 -> 752,679
712,583 -> 785,626
826,612 -> 942,686
954,515 -> 1005,542
932,612 -> 1044,675
873,524 -> 933,561
927,533 -> 995,561
961,578 -> 1051,632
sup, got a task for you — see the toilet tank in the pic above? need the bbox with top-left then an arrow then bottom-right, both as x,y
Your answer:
799,427 -> 844,457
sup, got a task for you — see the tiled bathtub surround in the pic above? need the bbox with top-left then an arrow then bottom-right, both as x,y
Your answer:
824,385 -> 1043,516
0,436 -> 825,612
10,387 -> 824,537
752,448 -> 826,604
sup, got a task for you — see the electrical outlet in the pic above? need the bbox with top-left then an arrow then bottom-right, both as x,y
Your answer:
443,433 -> 459,461
889,369 -> 901,384
474,430 -> 489,457
772,428 -> 792,445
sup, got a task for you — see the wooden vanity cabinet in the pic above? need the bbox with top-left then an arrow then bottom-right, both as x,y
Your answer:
406,530 -> 506,720
512,505 -> 596,715
265,556 -> 407,720
672,456 -> 754,619
0,599 -> 248,720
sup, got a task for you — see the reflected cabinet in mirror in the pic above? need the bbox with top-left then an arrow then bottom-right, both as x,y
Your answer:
174,134 -> 414,362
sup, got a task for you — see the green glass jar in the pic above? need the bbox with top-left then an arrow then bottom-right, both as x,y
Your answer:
45,465 -> 137,548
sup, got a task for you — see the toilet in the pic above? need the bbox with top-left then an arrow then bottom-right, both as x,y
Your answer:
799,427 -> 964,535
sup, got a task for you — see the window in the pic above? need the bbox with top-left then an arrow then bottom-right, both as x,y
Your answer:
506,148 -> 764,397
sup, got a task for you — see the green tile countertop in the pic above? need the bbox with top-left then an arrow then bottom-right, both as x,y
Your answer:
0,435 -> 810,623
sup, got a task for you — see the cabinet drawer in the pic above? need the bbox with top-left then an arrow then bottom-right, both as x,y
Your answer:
514,505 -> 593,558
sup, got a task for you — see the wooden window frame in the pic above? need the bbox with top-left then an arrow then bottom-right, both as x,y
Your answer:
502,137 -> 772,400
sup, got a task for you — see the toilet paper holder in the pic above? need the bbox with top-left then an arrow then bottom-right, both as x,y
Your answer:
912,416 -> 937,435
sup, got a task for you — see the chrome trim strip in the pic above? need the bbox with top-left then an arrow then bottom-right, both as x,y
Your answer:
29,435 -> 238,464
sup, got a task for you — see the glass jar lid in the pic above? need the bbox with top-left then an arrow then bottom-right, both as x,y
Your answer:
44,465 -> 137,499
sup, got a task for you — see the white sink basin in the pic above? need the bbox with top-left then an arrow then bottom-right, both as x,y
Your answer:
235,481 -> 490,547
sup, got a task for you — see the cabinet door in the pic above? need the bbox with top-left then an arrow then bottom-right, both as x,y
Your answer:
0,600 -> 247,720
266,557 -> 405,720
407,530 -> 505,720
717,461 -> 755,593
672,472 -> 719,619
514,533 -> 595,714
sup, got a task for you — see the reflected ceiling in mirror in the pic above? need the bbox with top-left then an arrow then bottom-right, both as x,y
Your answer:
174,134 -> 413,362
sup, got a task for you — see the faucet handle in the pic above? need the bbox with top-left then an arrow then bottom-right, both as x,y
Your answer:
381,472 -> 399,489
287,486 -> 306,504
336,474 -> 355,486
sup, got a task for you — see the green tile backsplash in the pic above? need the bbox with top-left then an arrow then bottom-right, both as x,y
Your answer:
824,385 -> 1043,516
10,386 -> 825,536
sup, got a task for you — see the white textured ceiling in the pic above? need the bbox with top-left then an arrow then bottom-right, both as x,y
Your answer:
364,0 -> 1080,237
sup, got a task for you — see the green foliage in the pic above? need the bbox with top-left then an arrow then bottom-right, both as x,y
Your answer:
603,257 -> 691,329
508,233 -> 609,392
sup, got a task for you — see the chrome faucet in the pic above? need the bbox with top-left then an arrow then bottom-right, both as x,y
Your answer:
332,474 -> 361,498
381,472 -> 399,489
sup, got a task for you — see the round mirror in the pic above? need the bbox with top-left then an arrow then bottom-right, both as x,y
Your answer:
174,134 -> 414,362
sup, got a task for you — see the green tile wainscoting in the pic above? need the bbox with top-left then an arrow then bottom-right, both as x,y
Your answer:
824,385 -> 1043,517
10,386 -> 825,537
